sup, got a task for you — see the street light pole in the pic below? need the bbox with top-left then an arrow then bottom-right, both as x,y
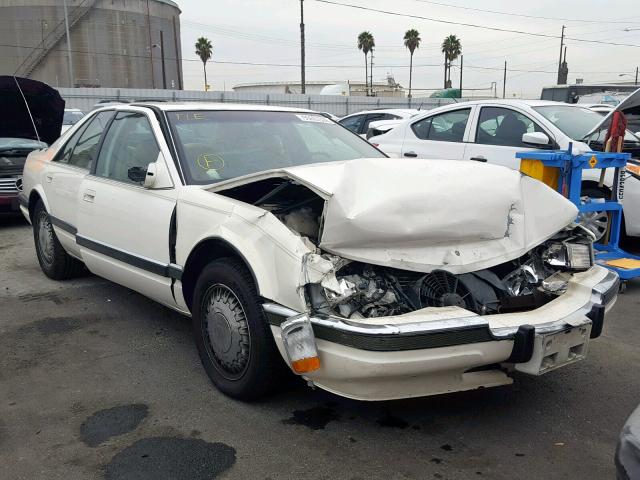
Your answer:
300,0 -> 306,94
62,0 -> 74,87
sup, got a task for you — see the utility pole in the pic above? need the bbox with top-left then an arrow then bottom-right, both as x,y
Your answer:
459,54 -> 463,98
172,16 -> 182,90
370,49 -> 374,96
300,0 -> 305,94
557,25 -> 565,85
146,0 -> 155,89
503,61 -> 507,99
159,31 -> 167,89
62,0 -> 74,87
636,66 -> 639,85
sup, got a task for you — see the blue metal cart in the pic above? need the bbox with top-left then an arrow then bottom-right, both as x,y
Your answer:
516,146 -> 640,282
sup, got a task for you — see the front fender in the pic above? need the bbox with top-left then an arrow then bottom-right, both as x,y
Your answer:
176,190 -> 315,312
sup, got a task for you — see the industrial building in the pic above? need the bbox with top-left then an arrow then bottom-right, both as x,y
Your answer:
0,0 -> 183,89
233,75 -> 405,97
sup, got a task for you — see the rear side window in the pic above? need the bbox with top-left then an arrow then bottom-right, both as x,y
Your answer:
339,114 -> 365,133
411,109 -> 470,142
56,111 -> 113,169
94,112 -> 160,185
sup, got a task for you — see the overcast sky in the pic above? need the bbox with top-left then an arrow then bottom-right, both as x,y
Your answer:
177,0 -> 640,98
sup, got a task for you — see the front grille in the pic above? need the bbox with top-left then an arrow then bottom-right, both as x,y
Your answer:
0,176 -> 21,195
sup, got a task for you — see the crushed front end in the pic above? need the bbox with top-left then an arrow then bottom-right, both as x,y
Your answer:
264,224 -> 618,401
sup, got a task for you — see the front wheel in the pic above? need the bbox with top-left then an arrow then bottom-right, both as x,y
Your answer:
32,200 -> 84,280
192,258 -> 289,400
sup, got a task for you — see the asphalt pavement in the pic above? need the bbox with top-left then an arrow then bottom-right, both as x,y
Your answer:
1,217 -> 639,480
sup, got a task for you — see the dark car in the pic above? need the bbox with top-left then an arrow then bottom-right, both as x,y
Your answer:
0,76 -> 64,215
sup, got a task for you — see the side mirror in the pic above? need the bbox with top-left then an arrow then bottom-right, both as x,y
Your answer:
522,132 -> 551,147
143,163 -> 157,188
142,152 -> 174,189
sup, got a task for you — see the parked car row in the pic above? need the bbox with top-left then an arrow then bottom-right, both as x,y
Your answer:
367,98 -> 640,244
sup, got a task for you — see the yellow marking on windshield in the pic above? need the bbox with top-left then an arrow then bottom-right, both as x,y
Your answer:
197,153 -> 224,172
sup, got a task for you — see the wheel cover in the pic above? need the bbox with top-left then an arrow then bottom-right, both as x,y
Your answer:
202,284 -> 251,380
36,211 -> 55,266
578,209 -> 609,242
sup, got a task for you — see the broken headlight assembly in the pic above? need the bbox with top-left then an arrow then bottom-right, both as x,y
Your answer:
542,241 -> 594,272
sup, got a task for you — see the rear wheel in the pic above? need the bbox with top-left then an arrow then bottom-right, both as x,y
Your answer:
32,200 -> 84,280
192,258 -> 289,400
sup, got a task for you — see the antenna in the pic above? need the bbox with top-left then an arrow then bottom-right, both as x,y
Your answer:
13,77 -> 40,142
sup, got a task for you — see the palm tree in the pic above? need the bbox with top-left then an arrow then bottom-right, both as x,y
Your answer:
195,37 -> 213,91
441,35 -> 462,88
403,29 -> 421,98
357,31 -> 375,96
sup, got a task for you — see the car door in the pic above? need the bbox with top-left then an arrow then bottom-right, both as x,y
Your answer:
463,106 -> 550,169
401,108 -> 473,160
42,111 -> 114,257
76,110 -> 178,307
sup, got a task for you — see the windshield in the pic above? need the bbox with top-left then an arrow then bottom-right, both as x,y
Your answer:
0,137 -> 47,151
167,110 -> 386,185
534,105 -> 640,144
63,110 -> 85,125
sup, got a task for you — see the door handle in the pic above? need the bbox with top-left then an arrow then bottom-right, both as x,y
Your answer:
83,189 -> 96,203
470,156 -> 487,162
404,151 -> 418,158
45,174 -> 53,183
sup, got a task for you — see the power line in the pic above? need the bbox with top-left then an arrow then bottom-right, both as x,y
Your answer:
2,42 -> 635,75
311,0 -> 640,48
406,0 -> 640,24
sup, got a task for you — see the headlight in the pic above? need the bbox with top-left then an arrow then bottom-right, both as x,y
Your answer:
543,242 -> 593,271
565,242 -> 593,271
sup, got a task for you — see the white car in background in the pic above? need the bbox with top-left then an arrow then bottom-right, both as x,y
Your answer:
18,103 -> 618,401
338,109 -> 419,138
61,108 -> 85,136
373,98 -> 640,243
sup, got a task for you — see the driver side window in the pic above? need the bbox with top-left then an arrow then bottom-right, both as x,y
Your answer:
94,112 -> 160,186
476,107 -> 544,147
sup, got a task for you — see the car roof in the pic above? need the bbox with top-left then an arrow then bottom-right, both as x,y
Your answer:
342,108 -> 418,117
113,102 -> 315,114
444,99 -> 569,108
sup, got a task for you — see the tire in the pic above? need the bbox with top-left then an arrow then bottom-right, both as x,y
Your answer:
32,200 -> 85,280
192,258 -> 289,400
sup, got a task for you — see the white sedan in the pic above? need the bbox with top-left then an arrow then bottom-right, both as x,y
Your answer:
373,98 -> 640,243
19,103 -> 618,401
338,108 -> 419,138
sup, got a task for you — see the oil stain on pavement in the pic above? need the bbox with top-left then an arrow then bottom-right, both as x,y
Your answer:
81,404 -> 149,447
282,403 -> 341,430
105,437 -> 236,480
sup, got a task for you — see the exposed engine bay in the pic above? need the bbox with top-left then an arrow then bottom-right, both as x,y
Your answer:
217,177 -> 595,319
305,224 -> 594,319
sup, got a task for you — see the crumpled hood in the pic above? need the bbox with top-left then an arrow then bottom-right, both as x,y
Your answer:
210,158 -> 578,273
0,76 -> 65,145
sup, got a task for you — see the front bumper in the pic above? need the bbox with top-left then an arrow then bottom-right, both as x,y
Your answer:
264,266 -> 619,401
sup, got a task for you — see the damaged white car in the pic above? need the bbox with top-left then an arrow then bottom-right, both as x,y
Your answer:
20,104 -> 619,401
